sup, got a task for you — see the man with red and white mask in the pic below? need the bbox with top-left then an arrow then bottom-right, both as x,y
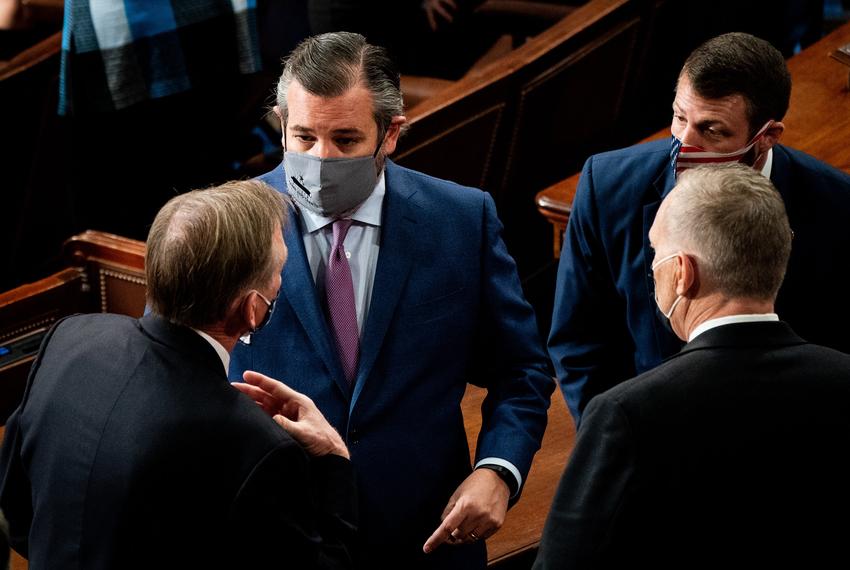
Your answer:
549,32 -> 850,426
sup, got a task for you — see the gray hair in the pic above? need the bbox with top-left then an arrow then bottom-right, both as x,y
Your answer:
276,31 -> 407,142
146,180 -> 286,328
664,164 -> 792,301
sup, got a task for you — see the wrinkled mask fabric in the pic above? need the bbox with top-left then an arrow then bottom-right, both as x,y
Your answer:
284,152 -> 378,217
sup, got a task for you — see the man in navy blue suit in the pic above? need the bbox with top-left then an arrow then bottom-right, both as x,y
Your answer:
549,32 -> 850,426
229,32 -> 554,570
536,164 -> 850,569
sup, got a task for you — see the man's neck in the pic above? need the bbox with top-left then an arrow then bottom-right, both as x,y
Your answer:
198,324 -> 238,354
682,294 -> 775,339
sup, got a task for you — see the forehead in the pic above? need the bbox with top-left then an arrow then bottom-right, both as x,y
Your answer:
286,80 -> 376,132
674,76 -> 749,128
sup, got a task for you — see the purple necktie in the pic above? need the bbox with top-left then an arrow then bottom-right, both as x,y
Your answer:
326,219 -> 359,384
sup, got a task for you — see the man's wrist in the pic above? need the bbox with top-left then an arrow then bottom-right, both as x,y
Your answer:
476,464 -> 518,496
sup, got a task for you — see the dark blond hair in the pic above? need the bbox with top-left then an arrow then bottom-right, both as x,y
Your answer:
146,180 -> 286,328
665,164 -> 792,301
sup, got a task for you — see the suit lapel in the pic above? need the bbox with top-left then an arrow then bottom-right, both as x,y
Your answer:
280,207 -> 349,395
351,162 -> 417,408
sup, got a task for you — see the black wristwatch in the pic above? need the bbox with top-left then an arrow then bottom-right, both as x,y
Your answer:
476,464 -> 518,496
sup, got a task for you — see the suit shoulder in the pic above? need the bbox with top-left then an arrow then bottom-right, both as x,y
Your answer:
578,139 -> 670,201
588,138 -> 671,166
793,342 -> 850,368
778,145 -> 850,188
256,163 -> 287,194
386,161 -> 486,206
50,313 -> 138,339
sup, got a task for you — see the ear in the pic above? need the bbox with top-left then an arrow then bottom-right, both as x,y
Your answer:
675,253 -> 698,297
757,120 -> 785,154
380,115 -> 407,156
240,291 -> 259,332
273,105 -> 287,147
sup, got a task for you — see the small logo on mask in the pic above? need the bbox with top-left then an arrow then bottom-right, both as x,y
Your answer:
290,175 -> 311,195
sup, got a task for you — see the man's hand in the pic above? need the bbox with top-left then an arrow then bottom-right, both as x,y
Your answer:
423,468 -> 510,553
423,0 -> 458,31
234,371 -> 350,459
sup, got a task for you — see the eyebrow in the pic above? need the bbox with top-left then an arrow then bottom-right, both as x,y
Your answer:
288,125 -> 366,136
672,104 -> 728,130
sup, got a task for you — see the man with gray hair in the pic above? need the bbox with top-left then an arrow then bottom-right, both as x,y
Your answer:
230,31 -> 553,569
0,180 -> 358,569
534,164 -> 850,569
549,32 -> 850,427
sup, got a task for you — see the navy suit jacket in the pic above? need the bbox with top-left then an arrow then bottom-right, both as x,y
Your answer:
0,313 -> 357,569
535,321 -> 850,569
549,139 -> 850,424
230,160 -> 554,569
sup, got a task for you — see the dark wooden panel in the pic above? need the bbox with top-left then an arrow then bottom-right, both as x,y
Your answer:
0,268 -> 84,424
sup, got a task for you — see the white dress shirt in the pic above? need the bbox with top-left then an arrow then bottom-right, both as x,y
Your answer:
296,170 -> 523,495
688,313 -> 779,343
299,172 -> 385,335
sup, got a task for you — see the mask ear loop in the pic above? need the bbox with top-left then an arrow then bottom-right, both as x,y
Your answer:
373,128 -> 388,158
748,120 -> 774,167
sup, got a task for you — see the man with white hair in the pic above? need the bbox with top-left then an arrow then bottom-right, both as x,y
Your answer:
534,164 -> 850,569
549,32 -> 850,426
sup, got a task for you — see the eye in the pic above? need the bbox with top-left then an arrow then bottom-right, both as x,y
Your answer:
335,137 -> 360,147
294,134 -> 315,143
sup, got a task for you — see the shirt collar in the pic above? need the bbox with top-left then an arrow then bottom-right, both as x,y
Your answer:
298,169 -> 386,234
191,328 -> 230,373
760,147 -> 773,179
688,313 -> 779,342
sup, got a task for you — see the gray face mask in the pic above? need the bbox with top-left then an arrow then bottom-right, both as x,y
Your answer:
284,151 -> 379,217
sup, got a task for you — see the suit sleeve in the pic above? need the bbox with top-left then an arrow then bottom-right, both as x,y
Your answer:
532,395 -> 637,569
470,192 -> 555,494
0,317 -> 72,558
548,157 -> 637,426
0,410 -> 32,558
232,445 -> 357,569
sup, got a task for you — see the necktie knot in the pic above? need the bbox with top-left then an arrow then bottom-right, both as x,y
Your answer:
332,218 -> 353,248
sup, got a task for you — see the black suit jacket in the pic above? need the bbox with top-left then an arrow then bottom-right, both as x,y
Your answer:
535,321 -> 850,569
0,313 -> 357,569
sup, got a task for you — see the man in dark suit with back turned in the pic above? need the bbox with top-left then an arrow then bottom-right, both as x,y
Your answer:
229,31 -> 554,570
549,32 -> 850,426
534,164 -> 850,569
0,180 -> 357,569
